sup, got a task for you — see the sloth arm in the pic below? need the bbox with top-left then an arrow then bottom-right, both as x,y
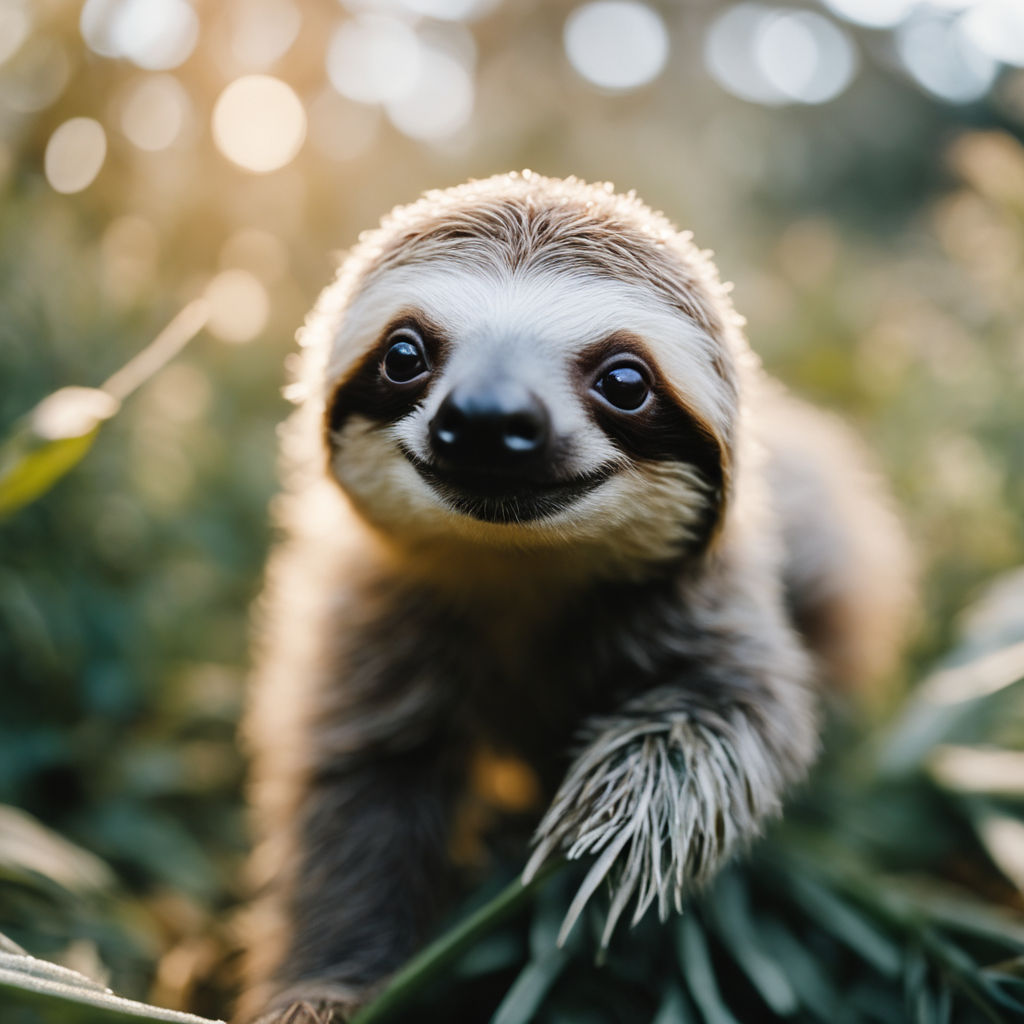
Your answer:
253,738 -> 461,1022
240,555 -> 469,1023
525,552 -> 819,944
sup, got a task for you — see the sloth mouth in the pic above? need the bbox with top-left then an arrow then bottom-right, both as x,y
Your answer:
399,447 -> 616,524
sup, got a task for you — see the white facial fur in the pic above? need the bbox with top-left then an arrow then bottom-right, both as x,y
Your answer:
325,262 -> 728,570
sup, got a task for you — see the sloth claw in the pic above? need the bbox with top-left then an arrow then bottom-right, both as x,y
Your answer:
526,709 -> 790,947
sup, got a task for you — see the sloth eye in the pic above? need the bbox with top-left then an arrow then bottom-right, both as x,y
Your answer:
594,364 -> 650,411
382,329 -> 428,383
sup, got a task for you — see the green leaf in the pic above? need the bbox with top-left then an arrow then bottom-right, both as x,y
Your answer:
0,805 -> 115,895
675,914 -> 741,1024
489,950 -> 570,1024
350,860 -> 563,1024
903,947 -> 944,1024
455,932 -> 523,979
0,409 -> 105,519
704,871 -> 799,1015
877,642 -> 1024,776
785,871 -> 903,977
886,879 -> 1024,948
651,983 -> 695,1024
967,804 -> 1024,892
0,300 -> 207,519
928,746 -> 1024,798
984,956 -> 1024,978
919,930 -> 1011,1023
0,947 -> 222,1023
757,919 -> 841,1021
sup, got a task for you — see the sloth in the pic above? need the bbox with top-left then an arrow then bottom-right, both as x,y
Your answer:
239,172 -> 911,1023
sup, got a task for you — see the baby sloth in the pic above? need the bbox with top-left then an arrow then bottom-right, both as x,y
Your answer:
241,173 -> 911,1022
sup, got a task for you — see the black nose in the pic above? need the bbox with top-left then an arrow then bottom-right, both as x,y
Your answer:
429,380 -> 550,472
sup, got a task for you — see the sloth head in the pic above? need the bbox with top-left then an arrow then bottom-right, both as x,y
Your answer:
306,173 -> 751,574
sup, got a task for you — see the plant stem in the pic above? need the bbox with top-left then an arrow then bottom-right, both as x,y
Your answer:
350,860 -> 564,1024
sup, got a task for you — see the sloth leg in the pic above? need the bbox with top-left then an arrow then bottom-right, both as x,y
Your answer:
525,645 -> 817,945
241,741 -> 460,1023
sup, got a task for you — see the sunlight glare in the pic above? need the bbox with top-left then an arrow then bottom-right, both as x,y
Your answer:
960,0 -> 1024,68
81,0 -> 199,70
400,0 -> 501,19
119,75 -> 190,152
212,75 -> 306,173
205,269 -> 270,344
2,35 -> 70,112
0,1 -> 31,67
706,4 -> 787,105
387,42 -> 474,141
229,0 -> 302,69
564,1 -> 669,91
821,0 -> 917,28
897,15 -> 997,102
45,117 -> 107,194
754,10 -> 857,104
327,15 -> 421,105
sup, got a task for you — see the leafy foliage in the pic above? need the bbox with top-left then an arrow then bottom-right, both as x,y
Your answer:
0,938 -> 220,1024
2,3 -> 1024,1021
6,570 -> 1022,1022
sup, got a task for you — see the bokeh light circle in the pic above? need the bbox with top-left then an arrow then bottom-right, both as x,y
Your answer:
706,4 -> 857,106
706,4 -> 786,105
44,117 -> 107,194
119,75 -> 190,152
387,45 -> 474,140
897,16 -> 998,103
3,35 -> 71,112
400,0 -> 501,20
0,1 -> 31,67
212,75 -> 306,173
205,269 -> 270,343
821,0 -> 917,29
960,0 -> 1024,68
327,16 -> 421,105
754,10 -> 858,104
229,0 -> 302,69
564,1 -> 669,91
81,0 -> 199,70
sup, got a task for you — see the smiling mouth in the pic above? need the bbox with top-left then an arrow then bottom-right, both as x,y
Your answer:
398,447 -> 616,524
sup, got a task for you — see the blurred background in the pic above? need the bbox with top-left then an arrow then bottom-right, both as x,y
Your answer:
1,0 -> 1023,1017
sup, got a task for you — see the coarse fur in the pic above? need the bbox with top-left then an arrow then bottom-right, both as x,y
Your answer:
239,173 -> 912,1023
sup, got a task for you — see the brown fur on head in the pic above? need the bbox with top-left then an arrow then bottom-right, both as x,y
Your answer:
290,172 -> 757,581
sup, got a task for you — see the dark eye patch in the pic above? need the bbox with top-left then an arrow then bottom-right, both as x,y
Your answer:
577,332 -> 725,499
326,312 -> 446,441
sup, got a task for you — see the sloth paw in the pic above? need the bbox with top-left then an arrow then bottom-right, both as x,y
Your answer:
252,1002 -> 338,1024
524,710 -> 788,946
250,984 -> 368,1024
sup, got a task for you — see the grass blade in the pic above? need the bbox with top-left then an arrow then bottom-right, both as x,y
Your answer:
351,860 -> 563,1024
704,871 -> 799,1015
676,914 -> 741,1024
0,948 -> 222,1023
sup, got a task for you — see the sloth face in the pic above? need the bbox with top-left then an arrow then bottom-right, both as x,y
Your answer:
318,178 -> 741,569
